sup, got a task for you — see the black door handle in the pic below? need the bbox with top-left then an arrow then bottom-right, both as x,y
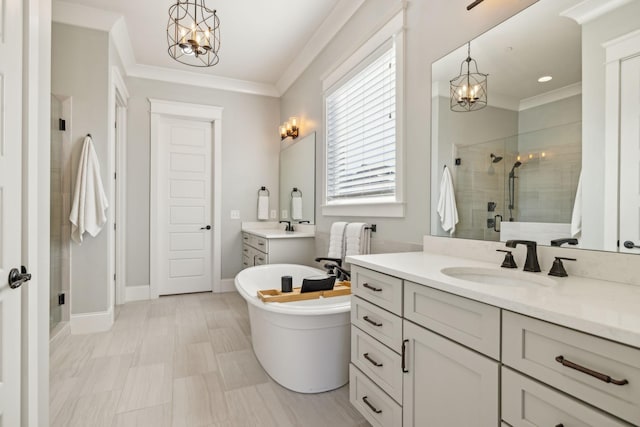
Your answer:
200,225 -> 212,230
8,266 -> 32,289
624,240 -> 640,249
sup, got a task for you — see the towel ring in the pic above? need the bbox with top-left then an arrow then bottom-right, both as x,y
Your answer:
291,188 -> 302,198
258,186 -> 270,196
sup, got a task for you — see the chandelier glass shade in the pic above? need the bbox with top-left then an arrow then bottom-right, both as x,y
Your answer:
167,0 -> 221,67
450,42 -> 487,112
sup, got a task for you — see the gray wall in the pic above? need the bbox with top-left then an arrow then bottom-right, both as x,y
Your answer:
52,23 -> 110,314
124,78 -> 280,286
280,0 -> 538,250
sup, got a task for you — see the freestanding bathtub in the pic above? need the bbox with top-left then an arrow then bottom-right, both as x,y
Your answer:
234,264 -> 351,393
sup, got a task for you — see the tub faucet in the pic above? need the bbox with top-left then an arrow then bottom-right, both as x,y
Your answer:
323,263 -> 351,281
550,238 -> 578,247
505,240 -> 541,272
279,220 -> 294,232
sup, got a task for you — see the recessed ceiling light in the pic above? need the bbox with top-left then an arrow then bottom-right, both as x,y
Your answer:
538,75 -> 553,83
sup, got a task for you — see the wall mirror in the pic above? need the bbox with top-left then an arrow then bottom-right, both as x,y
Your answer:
280,132 -> 316,224
430,0 -> 640,253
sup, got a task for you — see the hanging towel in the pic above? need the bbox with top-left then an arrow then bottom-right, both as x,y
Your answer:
69,135 -> 109,244
571,171 -> 582,237
257,195 -> 269,220
437,166 -> 459,236
327,222 -> 348,259
291,196 -> 303,220
345,222 -> 370,256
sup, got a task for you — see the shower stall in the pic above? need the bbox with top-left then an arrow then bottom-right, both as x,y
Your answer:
50,94 -> 71,333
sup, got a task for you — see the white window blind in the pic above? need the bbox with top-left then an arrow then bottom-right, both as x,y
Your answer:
326,41 -> 396,202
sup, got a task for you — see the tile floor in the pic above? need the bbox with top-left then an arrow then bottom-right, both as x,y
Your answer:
50,291 -> 370,427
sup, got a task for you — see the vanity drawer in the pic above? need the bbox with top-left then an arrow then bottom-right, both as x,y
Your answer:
349,364 -> 402,427
242,255 -> 251,269
503,311 -> 640,425
253,235 -> 268,252
253,252 -> 268,265
351,296 -> 403,353
404,281 -> 500,359
351,326 -> 403,404
352,266 -> 403,315
502,367 -> 633,427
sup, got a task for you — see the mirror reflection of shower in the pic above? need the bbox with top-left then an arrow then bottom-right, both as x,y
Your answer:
490,153 -> 503,163
508,161 -> 522,221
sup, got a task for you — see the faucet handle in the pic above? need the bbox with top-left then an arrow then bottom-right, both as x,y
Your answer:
548,257 -> 577,277
496,249 -> 518,269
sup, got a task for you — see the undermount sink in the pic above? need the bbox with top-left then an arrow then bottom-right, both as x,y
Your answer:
441,267 -> 557,287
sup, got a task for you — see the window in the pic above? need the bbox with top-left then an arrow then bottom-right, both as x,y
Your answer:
322,13 -> 404,217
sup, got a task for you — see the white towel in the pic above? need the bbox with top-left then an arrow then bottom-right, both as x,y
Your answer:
291,196 -> 303,220
328,222 -> 348,259
571,171 -> 582,237
437,166 -> 459,236
257,195 -> 269,220
345,222 -> 370,256
69,135 -> 109,244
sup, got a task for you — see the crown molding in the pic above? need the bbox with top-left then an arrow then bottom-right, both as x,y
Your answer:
129,64 -> 279,97
53,1 -> 120,32
518,82 -> 582,111
53,1 -> 280,97
560,0 -> 632,25
275,0 -> 366,95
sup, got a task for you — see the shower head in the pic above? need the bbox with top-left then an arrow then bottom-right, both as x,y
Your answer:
509,161 -> 522,177
490,153 -> 503,163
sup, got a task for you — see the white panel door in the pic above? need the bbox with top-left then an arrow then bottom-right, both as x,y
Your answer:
0,0 -> 24,424
619,54 -> 640,253
157,117 -> 213,295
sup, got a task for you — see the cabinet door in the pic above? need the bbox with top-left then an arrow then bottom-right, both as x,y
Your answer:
403,320 -> 499,427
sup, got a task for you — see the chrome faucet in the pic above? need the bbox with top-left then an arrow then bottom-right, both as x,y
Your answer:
505,240 -> 541,272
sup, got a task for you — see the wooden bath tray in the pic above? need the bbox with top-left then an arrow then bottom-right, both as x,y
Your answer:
257,281 -> 351,303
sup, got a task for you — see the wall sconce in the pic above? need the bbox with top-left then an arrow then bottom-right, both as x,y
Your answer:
280,117 -> 299,140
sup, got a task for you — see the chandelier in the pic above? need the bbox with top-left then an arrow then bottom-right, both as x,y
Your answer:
450,42 -> 487,112
167,0 -> 221,67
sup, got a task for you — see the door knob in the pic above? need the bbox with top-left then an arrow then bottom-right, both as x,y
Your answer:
623,240 -> 640,249
8,266 -> 32,289
200,225 -> 212,230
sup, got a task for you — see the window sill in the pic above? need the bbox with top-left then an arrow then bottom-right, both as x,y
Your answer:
321,201 -> 405,218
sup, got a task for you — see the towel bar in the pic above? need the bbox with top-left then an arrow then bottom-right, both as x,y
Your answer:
291,188 -> 302,198
258,186 -> 270,196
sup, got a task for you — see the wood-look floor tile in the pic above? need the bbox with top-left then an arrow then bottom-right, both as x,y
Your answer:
204,310 -> 236,330
216,350 -> 269,391
199,295 -> 230,312
133,332 -> 175,367
172,375 -> 217,427
93,328 -> 143,358
50,377 -> 81,423
116,363 -> 172,413
76,354 -> 133,397
148,301 -> 177,318
209,327 -> 250,354
53,390 -> 120,427
173,341 -> 218,378
144,315 -> 176,337
112,403 -> 172,427
175,324 -> 211,346
224,385 -> 287,427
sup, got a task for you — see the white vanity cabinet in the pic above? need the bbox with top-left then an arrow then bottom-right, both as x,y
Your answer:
241,230 -> 315,268
348,259 -> 640,427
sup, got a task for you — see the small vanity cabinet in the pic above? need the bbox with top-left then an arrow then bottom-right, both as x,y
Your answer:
348,262 -> 640,427
241,230 -> 315,269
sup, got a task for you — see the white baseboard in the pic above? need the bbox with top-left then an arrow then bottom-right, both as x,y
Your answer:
125,285 -> 150,303
70,308 -> 114,334
220,278 -> 236,293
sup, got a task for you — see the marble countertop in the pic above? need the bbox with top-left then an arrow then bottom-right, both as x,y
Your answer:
242,228 -> 315,239
346,251 -> 640,348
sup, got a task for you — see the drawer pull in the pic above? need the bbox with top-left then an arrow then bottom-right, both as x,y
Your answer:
243,248 -> 248,252
258,242 -> 265,246
257,257 -> 265,261
362,396 -> 382,414
402,339 -> 409,373
363,353 -> 383,367
555,356 -> 629,386
555,425 -> 564,427
363,282 -> 382,292
363,315 -> 383,327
